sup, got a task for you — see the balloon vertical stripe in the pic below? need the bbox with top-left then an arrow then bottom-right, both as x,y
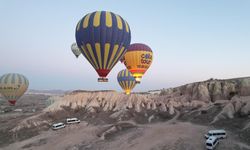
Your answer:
125,21 -> 129,32
107,45 -> 119,69
76,21 -> 81,31
110,46 -> 125,69
93,11 -> 101,27
103,43 -> 110,69
83,14 -> 91,28
80,45 -> 96,68
105,12 -> 112,27
11,73 -> 16,84
95,43 -> 103,69
4,74 -> 11,84
86,43 -> 99,69
115,15 -> 123,30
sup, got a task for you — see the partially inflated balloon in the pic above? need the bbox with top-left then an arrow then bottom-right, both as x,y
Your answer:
75,11 -> 131,82
0,73 -> 29,105
124,43 -> 153,84
117,69 -> 136,95
71,43 -> 81,58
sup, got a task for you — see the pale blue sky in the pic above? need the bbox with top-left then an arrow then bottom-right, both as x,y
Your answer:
0,0 -> 250,91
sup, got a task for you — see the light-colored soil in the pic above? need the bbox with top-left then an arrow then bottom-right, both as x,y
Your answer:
2,121 -> 249,150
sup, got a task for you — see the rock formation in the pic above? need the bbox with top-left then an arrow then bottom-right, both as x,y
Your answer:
12,77 -> 250,131
160,77 -> 250,102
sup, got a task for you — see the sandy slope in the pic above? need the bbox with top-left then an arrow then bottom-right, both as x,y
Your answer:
2,121 -> 249,150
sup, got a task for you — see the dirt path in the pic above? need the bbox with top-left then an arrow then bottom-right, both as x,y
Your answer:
166,109 -> 180,124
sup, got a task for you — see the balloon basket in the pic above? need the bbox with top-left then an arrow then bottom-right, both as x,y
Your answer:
98,77 -> 108,82
134,76 -> 142,84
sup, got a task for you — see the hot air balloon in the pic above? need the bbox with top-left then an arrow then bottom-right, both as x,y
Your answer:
75,11 -> 131,82
117,69 -> 136,95
71,43 -> 81,58
124,43 -> 153,84
0,73 -> 29,105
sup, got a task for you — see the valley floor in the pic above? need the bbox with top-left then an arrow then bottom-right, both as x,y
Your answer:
2,121 -> 250,150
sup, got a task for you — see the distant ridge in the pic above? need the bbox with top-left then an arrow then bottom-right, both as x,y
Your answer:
69,90 -> 116,95
27,89 -> 69,95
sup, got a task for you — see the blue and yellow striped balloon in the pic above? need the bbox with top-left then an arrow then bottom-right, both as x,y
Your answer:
75,11 -> 131,82
0,73 -> 29,105
117,69 -> 136,95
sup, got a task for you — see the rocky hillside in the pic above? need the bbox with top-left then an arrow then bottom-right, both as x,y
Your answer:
160,77 -> 250,102
45,91 -> 179,114
5,77 -> 250,145
44,77 -> 250,114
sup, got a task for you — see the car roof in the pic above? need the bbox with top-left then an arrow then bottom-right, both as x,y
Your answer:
67,118 -> 78,120
208,129 -> 226,133
53,122 -> 64,126
206,136 -> 217,142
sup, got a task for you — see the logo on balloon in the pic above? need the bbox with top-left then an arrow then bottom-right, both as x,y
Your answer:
141,53 -> 152,64
0,86 -> 19,90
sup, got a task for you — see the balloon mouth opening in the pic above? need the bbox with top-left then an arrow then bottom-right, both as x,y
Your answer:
8,100 -> 16,105
96,69 -> 110,78
125,91 -> 130,95
130,72 -> 143,84
98,77 -> 108,82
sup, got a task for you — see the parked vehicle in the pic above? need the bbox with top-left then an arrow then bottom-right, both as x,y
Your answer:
206,136 -> 219,150
52,122 -> 66,130
204,129 -> 227,139
66,118 -> 80,124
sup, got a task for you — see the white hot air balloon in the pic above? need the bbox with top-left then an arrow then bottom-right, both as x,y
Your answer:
71,43 -> 81,58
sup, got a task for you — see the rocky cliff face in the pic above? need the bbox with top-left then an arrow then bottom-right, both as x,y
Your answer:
45,91 -> 206,115
44,77 -> 250,114
12,77 -> 250,133
160,77 -> 250,102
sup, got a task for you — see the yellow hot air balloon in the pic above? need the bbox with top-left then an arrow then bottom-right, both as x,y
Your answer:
0,73 -> 29,105
124,43 -> 153,83
117,69 -> 136,95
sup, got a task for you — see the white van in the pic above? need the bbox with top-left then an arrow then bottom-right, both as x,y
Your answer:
66,118 -> 80,124
204,129 -> 226,139
206,136 -> 219,150
52,122 -> 65,130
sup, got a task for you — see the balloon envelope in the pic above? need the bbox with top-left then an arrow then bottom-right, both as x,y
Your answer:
124,43 -> 153,83
75,11 -> 131,82
117,69 -> 136,95
71,43 -> 81,58
0,73 -> 29,105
